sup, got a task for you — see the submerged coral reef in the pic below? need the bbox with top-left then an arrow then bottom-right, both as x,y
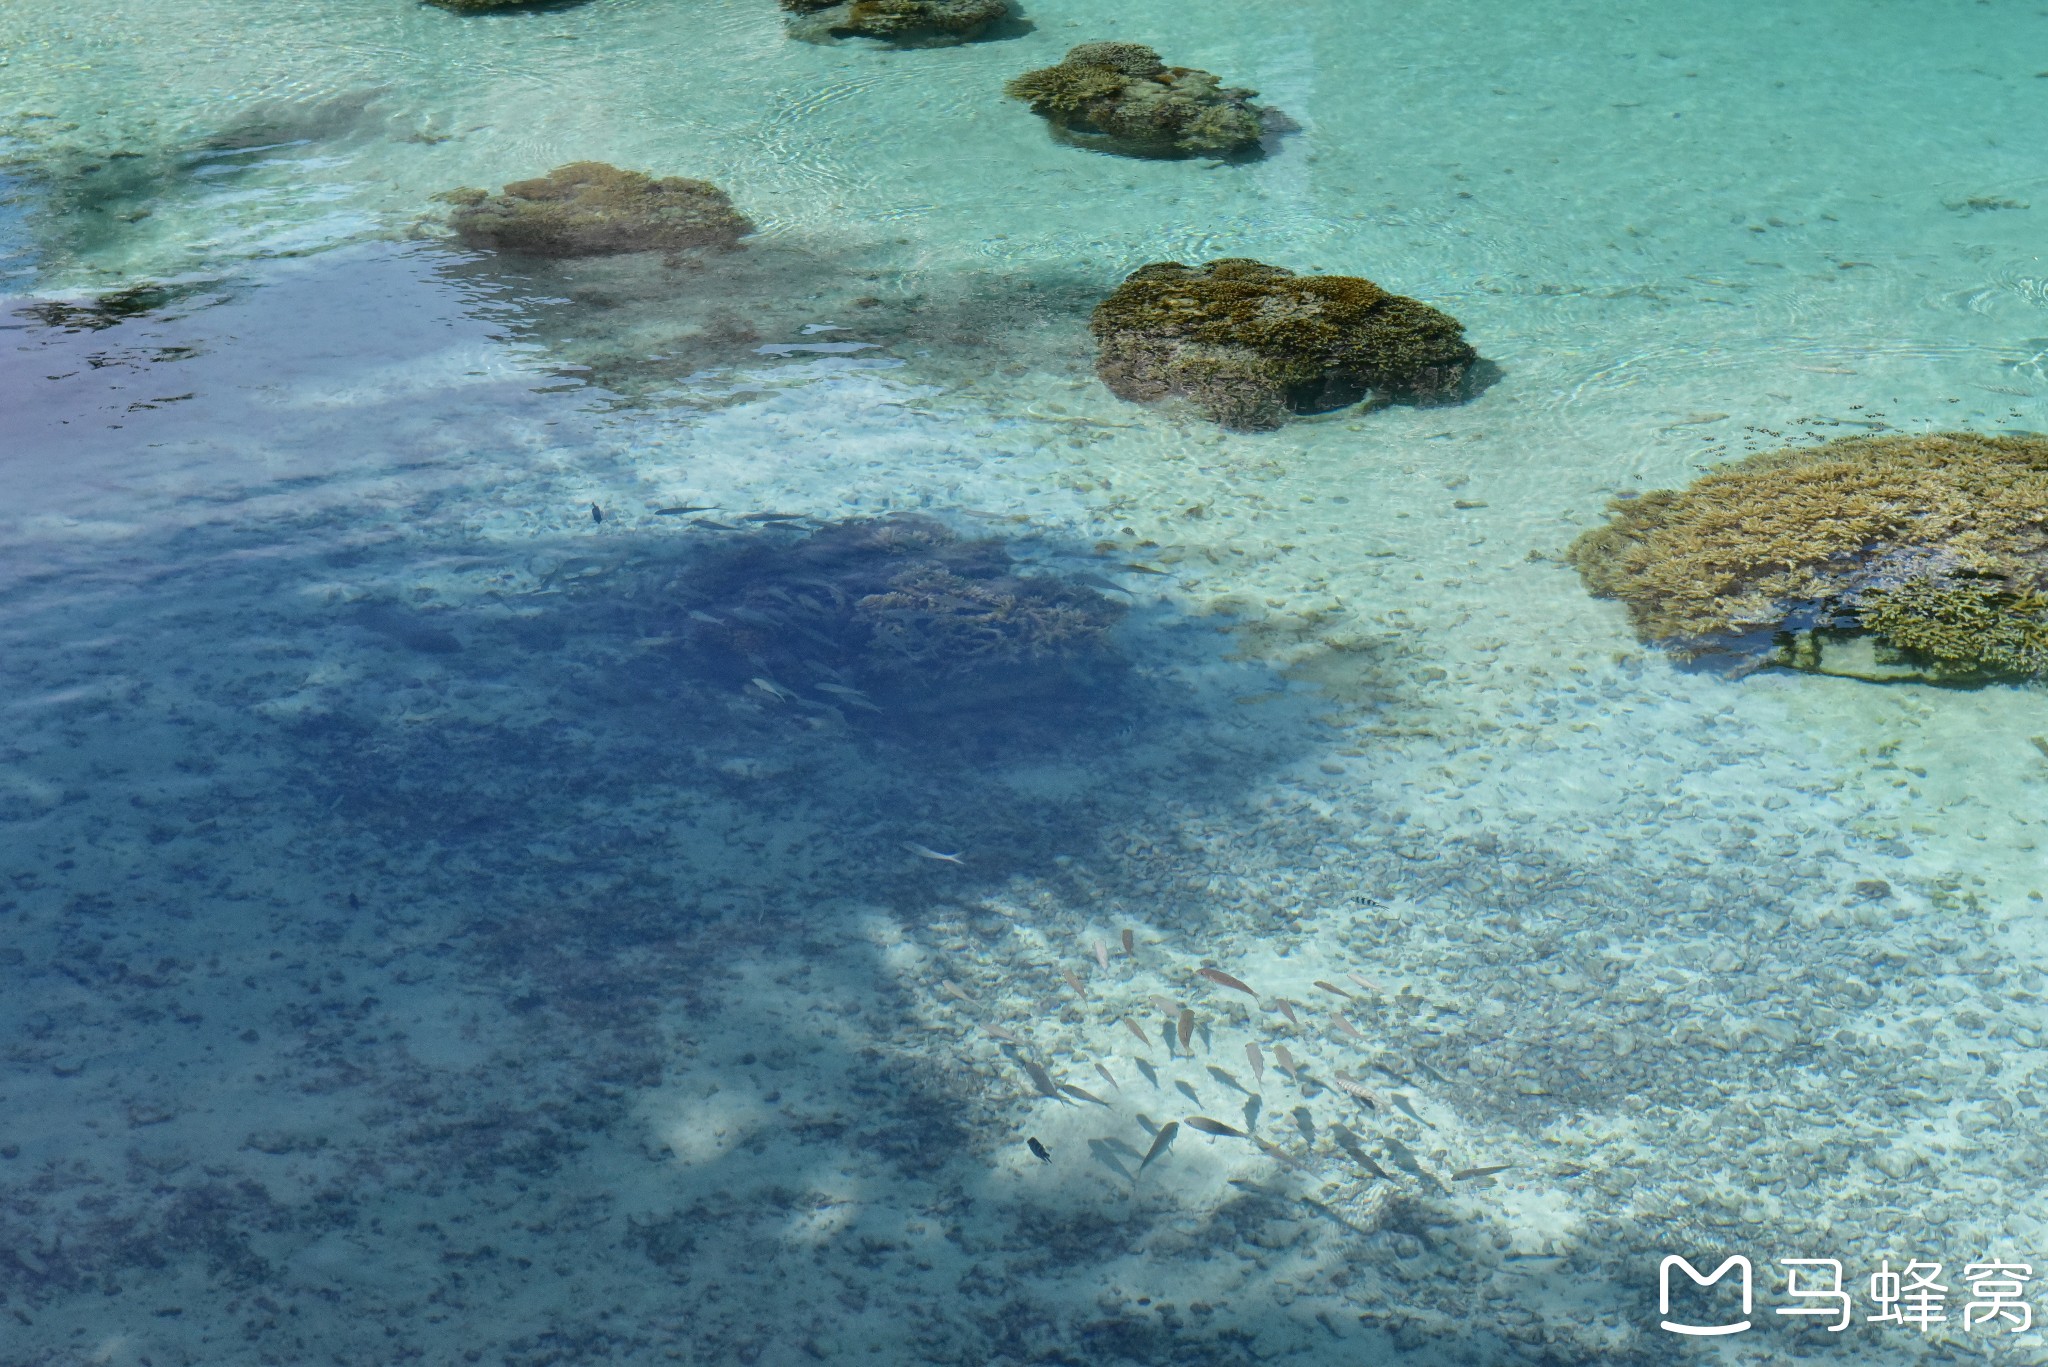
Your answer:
780,0 -> 1009,43
442,163 -> 754,258
1568,431 -> 2048,681
1004,43 -> 1272,157
662,515 -> 1127,725
423,0 -> 559,10
1090,258 -> 1479,430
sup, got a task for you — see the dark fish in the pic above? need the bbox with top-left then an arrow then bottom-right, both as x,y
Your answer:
1452,1165 -> 1513,1182
590,503 -> 604,523
654,504 -> 717,515
740,512 -> 807,522
1061,967 -> 1090,1001
1330,1014 -> 1365,1043
1197,967 -> 1258,999
1123,562 -> 1169,575
1274,1000 -> 1300,1027
1147,995 -> 1179,1017
1121,1017 -> 1151,1050
1245,1043 -> 1265,1086
938,980 -> 976,1008
1137,1121 -> 1178,1175
1121,929 -> 1136,957
1176,1008 -> 1195,1053
1060,1083 -> 1111,1107
1330,1125 -> 1392,1180
1028,1137 -> 1052,1164
690,518 -> 740,530
1272,1044 -> 1298,1083
1314,980 -> 1357,1003
1094,1062 -> 1121,1093
983,1023 -> 1022,1045
1185,1116 -> 1245,1138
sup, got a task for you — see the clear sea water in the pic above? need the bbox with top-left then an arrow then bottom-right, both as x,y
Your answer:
5,1 -> 2048,1363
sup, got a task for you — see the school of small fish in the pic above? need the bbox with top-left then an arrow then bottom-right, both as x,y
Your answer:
927,921 -> 1515,1206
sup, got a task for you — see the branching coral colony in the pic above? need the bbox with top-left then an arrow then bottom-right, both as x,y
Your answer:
669,516 -> 1127,719
780,0 -> 1009,43
1568,431 -> 2048,683
442,163 -> 754,257
1004,43 -> 1274,158
1091,258 -> 1479,431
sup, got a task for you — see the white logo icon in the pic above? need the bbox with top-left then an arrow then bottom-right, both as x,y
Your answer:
1660,1255 -> 1754,1336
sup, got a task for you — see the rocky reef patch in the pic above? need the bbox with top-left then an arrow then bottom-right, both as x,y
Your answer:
1090,258 -> 1480,430
780,0 -> 1011,44
442,162 -> 754,258
1004,42 -> 1277,158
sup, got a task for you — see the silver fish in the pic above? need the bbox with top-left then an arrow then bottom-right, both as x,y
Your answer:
1185,1116 -> 1245,1138
1021,1058 -> 1069,1102
1390,1093 -> 1432,1128
1330,1125 -> 1392,1180
1330,1071 -> 1380,1108
902,842 -> 965,865
1245,1043 -> 1265,1087
1137,1121 -> 1178,1176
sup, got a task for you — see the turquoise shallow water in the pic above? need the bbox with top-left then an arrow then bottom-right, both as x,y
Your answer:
6,2 -> 2048,1364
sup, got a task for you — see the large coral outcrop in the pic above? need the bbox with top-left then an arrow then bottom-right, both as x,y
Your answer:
780,0 -> 1009,43
1089,258 -> 1478,430
443,163 -> 754,258
1568,431 -> 2048,681
1005,43 -> 1271,157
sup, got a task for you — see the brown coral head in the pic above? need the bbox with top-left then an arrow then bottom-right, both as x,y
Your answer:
446,162 -> 755,257
1089,257 -> 1479,428
1060,42 -> 1168,75
1567,431 -> 2048,681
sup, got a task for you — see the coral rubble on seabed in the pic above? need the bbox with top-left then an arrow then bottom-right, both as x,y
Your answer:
1091,258 -> 1480,431
1570,431 -> 2048,682
1004,43 -> 1275,158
